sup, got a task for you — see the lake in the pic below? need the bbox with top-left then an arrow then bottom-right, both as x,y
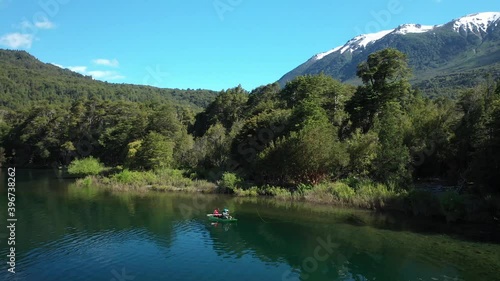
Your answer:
0,169 -> 499,281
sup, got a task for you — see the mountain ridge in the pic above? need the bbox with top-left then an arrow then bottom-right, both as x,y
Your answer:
308,12 -> 500,61
278,12 -> 500,97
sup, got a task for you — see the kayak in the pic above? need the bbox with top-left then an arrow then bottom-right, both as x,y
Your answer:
209,216 -> 238,222
207,214 -> 238,222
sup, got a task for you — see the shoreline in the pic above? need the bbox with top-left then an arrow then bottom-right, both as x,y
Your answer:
71,175 -> 500,245
74,170 -> 500,226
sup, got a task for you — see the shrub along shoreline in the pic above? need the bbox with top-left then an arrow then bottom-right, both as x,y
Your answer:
75,169 -> 500,224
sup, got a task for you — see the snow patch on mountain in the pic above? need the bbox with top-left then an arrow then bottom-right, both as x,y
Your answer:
311,29 -> 393,61
392,24 -> 435,35
311,24 -> 432,61
340,29 -> 393,54
313,46 -> 342,60
453,12 -> 500,33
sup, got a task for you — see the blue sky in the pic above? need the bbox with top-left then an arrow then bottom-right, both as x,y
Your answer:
0,0 -> 498,91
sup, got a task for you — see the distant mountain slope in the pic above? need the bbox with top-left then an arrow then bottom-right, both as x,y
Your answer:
0,49 -> 218,110
278,12 -> 500,97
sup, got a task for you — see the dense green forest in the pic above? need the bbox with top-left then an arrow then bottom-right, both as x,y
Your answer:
1,48 -> 500,219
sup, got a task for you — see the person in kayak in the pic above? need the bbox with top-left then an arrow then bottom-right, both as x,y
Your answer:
213,208 -> 222,217
222,208 -> 230,219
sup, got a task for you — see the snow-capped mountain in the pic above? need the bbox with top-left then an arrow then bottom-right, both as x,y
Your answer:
312,24 -> 438,60
309,12 -> 499,62
452,12 -> 500,33
278,12 -> 500,95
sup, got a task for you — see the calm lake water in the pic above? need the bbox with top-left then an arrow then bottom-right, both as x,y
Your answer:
0,169 -> 499,281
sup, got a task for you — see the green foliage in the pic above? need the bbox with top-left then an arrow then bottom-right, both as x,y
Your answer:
112,169 -> 158,185
357,48 -> 411,88
371,102 -> 411,186
219,172 -> 243,193
78,176 -> 94,187
258,185 -> 293,200
345,129 -> 378,177
231,109 -> 291,173
466,83 -> 500,189
83,167 -> 216,192
303,180 -> 407,210
257,101 -> 348,184
134,132 -> 174,170
0,147 -> 5,166
332,182 -> 357,202
98,101 -> 149,161
282,74 -> 353,106
439,191 -> 465,222
2,98 -> 196,167
304,182 -> 355,203
355,181 -> 396,208
407,189 -> 441,217
296,183 -> 313,196
281,74 -> 354,127
147,103 -> 182,138
192,122 -> 231,169
0,113 -> 9,141
246,83 -> 282,115
125,140 -> 142,168
172,129 -> 195,168
414,67 -> 500,99
153,168 -> 196,189
403,94 -> 457,178
68,157 -> 105,176
347,48 -> 412,132
192,85 -> 248,136
234,186 -> 259,197
449,81 -> 500,189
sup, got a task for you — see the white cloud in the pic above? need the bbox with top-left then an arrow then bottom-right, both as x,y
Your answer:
50,63 -> 64,68
87,70 -> 125,80
54,64 -> 125,80
20,18 -> 56,31
35,19 -> 55,29
67,66 -> 88,73
92,58 -> 119,67
1,18 -> 54,49
0,33 -> 34,48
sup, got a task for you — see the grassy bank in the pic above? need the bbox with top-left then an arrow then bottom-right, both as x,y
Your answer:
76,168 -> 217,193
75,170 -> 499,223
232,180 -> 500,223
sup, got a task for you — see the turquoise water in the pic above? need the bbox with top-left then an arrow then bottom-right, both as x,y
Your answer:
0,169 -> 499,281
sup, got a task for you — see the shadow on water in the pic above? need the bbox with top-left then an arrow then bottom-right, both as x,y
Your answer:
205,199 -> 500,281
230,196 -> 500,244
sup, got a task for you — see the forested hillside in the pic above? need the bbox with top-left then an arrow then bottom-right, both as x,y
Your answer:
0,49 -> 219,110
